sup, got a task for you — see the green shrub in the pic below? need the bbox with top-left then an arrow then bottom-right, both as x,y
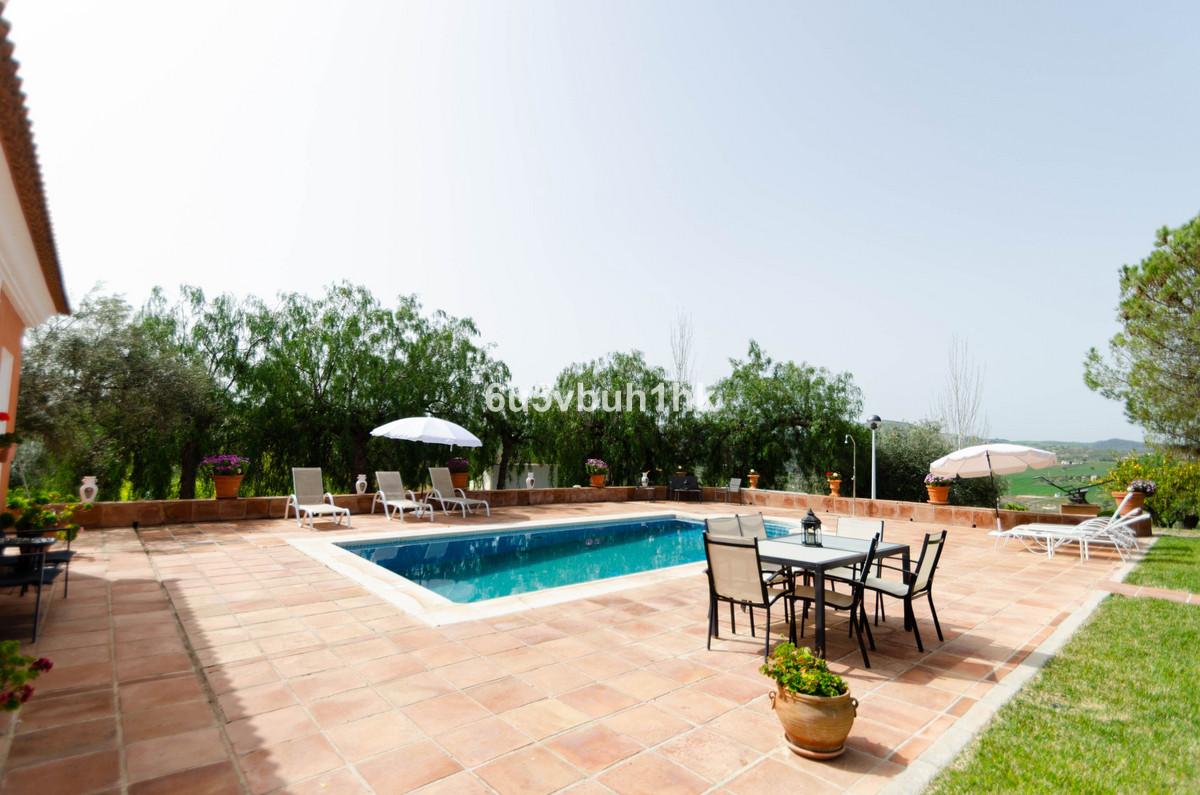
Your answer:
760,642 -> 848,697
1107,453 -> 1200,527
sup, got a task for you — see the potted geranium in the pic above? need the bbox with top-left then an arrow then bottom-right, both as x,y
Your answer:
825,471 -> 842,497
1113,478 -> 1156,514
0,642 -> 53,713
447,457 -> 471,490
924,473 -> 954,504
586,458 -> 609,487
762,642 -> 857,759
1,492 -> 80,542
201,454 -> 249,499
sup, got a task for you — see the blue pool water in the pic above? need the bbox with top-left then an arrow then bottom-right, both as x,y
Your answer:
339,516 -> 794,603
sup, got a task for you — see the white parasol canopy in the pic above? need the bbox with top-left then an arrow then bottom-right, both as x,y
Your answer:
929,443 -> 1058,478
370,416 -> 482,448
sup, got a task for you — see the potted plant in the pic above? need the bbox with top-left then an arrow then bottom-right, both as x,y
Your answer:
825,470 -> 842,497
761,642 -> 857,759
1,492 -> 80,542
201,455 -> 249,499
924,473 -> 953,504
747,469 -> 760,489
447,457 -> 471,490
0,642 -> 53,713
1113,478 -> 1156,514
586,458 -> 609,488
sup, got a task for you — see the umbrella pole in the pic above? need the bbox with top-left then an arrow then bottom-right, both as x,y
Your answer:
986,451 -> 1001,531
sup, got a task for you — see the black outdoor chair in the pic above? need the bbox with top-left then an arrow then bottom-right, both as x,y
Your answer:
791,534 -> 880,668
703,533 -> 790,660
862,530 -> 948,652
0,547 -> 61,642
668,474 -> 702,502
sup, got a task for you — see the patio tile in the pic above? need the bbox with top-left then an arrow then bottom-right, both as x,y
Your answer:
0,749 -> 121,795
16,689 -> 114,732
599,752 -> 709,795
655,688 -> 738,725
125,726 -> 228,783
559,683 -> 640,718
217,679 -> 298,721
324,710 -> 425,761
204,659 -> 279,694
122,699 -> 216,743
275,767 -> 369,795
117,652 -> 194,683
410,770 -> 493,795
377,670 -> 455,706
354,740 -> 461,794
226,704 -> 319,753
309,686 -> 391,728
476,745 -> 583,795
725,756 -> 828,794
239,733 -> 344,794
658,728 -> 761,782
546,723 -> 642,772
127,760 -> 242,795
602,703 -> 692,746
402,691 -> 491,734
436,715 -> 532,767
6,717 -> 117,769
467,676 -> 544,713
502,698 -> 591,740
120,673 -> 206,713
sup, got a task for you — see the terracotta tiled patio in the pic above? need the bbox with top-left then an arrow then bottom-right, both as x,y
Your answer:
0,502 -> 1127,794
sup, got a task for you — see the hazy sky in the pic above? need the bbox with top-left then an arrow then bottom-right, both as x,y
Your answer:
9,1 -> 1197,441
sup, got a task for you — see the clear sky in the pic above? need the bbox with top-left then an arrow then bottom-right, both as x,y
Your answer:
9,1 -> 1197,442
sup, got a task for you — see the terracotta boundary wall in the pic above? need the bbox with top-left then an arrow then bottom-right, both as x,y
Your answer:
65,486 -> 1082,531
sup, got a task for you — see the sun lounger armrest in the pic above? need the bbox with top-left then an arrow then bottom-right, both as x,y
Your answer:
323,493 -> 336,505
454,488 -> 468,499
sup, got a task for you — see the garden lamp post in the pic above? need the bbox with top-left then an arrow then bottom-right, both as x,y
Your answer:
868,415 -> 881,500
844,433 -> 857,515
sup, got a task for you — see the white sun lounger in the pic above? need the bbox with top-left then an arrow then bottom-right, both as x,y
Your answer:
428,467 -> 490,518
991,508 -> 1143,561
284,467 -> 351,528
372,471 -> 432,522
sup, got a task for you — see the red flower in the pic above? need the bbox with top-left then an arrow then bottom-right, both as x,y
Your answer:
32,657 -> 53,673
18,685 -> 33,703
0,411 -> 8,422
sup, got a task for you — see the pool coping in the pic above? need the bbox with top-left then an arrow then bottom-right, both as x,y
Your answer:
288,509 -> 797,625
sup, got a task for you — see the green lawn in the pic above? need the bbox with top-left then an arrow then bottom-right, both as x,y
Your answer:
928,595 -> 1200,794
1002,461 -> 1114,498
1124,535 -> 1200,593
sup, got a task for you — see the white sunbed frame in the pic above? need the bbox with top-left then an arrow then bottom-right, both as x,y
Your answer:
285,467 -> 352,528
991,508 -> 1143,561
428,467 -> 490,518
371,471 -> 433,522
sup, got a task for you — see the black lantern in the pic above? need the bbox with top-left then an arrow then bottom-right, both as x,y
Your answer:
800,509 -> 823,546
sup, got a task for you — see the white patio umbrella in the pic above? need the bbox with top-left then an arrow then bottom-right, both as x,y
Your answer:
370,416 -> 483,448
929,443 -> 1058,528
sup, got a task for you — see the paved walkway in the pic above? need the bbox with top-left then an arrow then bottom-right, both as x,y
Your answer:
0,502 -> 1131,794
1100,580 -> 1199,604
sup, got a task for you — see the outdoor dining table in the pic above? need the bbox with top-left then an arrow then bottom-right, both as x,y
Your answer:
757,534 -> 910,659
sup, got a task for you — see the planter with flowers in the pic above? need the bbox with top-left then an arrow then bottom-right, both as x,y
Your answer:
202,455 -> 249,499
586,458 -> 609,488
1112,479 -> 1155,513
924,474 -> 954,504
0,641 -> 53,713
762,642 -> 857,759
825,471 -> 842,497
447,457 -> 471,490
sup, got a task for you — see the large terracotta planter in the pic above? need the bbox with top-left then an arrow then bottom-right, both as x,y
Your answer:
213,474 -> 243,499
589,473 -> 606,488
926,485 -> 950,505
748,472 -> 760,489
451,472 -> 469,490
827,479 -> 842,497
1112,490 -> 1152,537
769,685 -> 857,759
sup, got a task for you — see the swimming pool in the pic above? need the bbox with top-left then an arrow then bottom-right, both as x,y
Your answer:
337,515 -> 794,603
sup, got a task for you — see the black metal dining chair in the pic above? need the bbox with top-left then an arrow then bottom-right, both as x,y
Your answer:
790,534 -> 879,667
0,546 -> 62,642
703,533 -> 790,660
862,530 -> 948,652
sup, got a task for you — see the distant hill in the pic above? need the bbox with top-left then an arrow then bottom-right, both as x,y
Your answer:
992,438 -> 1147,461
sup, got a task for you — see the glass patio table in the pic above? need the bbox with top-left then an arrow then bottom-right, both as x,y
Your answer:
757,534 -> 910,658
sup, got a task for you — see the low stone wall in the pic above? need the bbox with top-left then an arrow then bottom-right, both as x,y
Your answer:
66,485 -> 1080,531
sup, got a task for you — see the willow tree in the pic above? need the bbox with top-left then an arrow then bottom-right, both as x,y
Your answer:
1085,214 -> 1200,453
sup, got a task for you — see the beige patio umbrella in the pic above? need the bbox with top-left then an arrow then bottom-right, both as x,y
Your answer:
929,443 -> 1058,529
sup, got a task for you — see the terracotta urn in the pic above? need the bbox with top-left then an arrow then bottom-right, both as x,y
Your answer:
748,471 -> 760,489
770,686 -> 858,759
589,473 -> 606,488
213,474 -> 243,499
926,485 -> 950,505
827,479 -> 842,497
